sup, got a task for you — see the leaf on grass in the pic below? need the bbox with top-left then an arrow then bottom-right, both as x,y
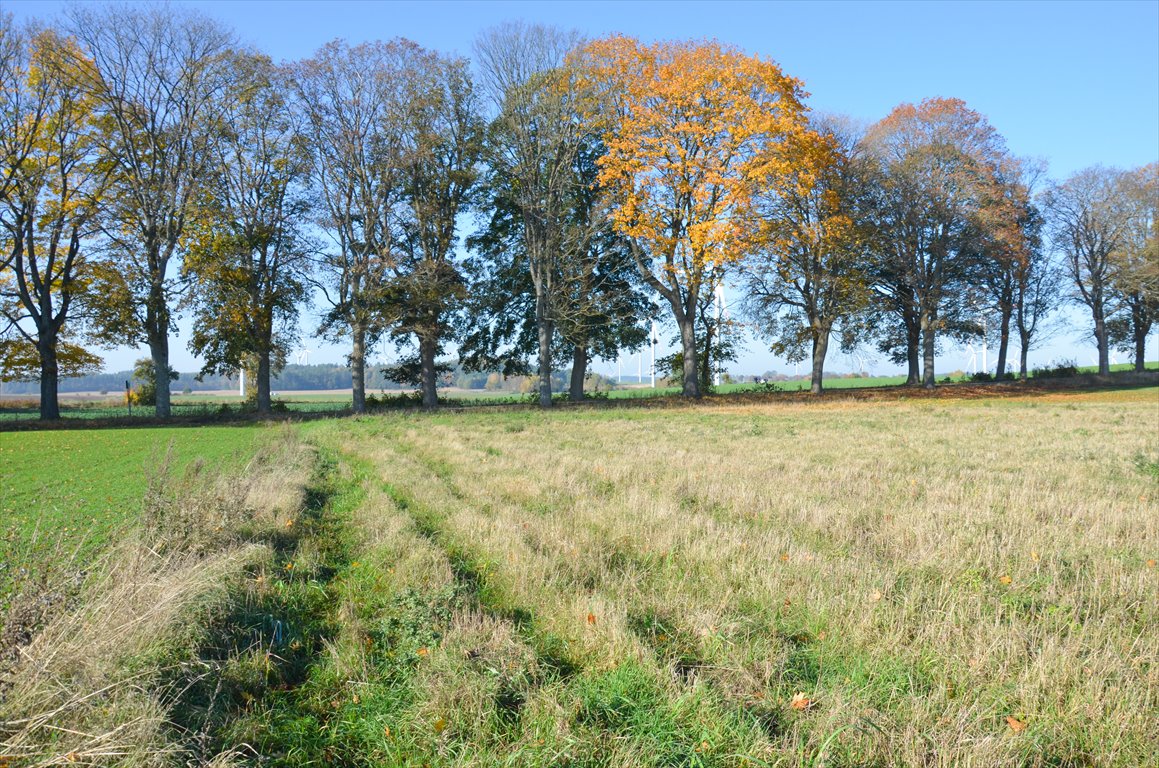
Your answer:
587,612 -> 597,625
416,647 -> 430,657
434,717 -> 447,734
870,590 -> 882,602
999,575 -> 1013,585
1030,550 -> 1040,563
1005,715 -> 1027,733
1147,559 -> 1156,569
790,692 -> 812,710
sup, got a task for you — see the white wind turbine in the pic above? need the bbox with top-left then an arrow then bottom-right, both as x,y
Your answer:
713,284 -> 731,386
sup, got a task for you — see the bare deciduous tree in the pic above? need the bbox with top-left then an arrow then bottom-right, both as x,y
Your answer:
1044,167 -> 1130,375
293,39 -> 416,414
475,22 -> 586,408
69,4 -> 237,417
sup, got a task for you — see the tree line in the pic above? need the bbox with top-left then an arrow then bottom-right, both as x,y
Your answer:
1,7 -> 1155,419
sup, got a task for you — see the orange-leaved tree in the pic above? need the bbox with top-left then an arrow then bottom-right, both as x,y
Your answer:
573,37 -> 810,397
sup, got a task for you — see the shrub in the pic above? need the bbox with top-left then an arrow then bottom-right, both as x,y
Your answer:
365,391 -> 424,410
131,358 -> 178,406
1031,359 -> 1079,379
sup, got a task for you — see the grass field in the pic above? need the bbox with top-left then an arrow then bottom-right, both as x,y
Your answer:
2,386 -> 1157,766
219,386 -> 1158,766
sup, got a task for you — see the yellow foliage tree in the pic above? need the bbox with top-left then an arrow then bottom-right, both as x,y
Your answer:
0,23 -> 108,419
573,37 -> 810,396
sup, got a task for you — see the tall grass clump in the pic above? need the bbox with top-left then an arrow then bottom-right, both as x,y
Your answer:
0,427 -> 314,767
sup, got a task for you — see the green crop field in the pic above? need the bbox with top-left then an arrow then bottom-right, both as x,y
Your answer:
0,425 -> 262,609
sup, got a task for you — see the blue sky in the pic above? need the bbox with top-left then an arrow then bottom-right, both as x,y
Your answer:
9,0 -> 1159,376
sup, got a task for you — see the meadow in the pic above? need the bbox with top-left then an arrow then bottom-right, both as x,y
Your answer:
1,386 -> 1156,766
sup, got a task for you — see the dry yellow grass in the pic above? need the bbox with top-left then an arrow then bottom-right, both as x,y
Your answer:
0,428 -> 314,767
307,389 -> 1159,766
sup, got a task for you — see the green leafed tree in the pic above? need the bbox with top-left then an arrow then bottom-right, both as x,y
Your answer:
474,22 -> 590,408
741,115 -> 872,395
381,48 -> 484,408
1108,163 -> 1158,371
182,53 -> 311,414
462,133 -> 653,400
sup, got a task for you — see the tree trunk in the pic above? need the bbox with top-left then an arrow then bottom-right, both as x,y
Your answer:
904,317 -> 921,386
995,307 -> 1011,380
149,336 -> 171,418
1131,302 -> 1150,373
146,275 -> 172,418
677,311 -> 701,398
700,323 -> 714,392
351,322 -> 367,414
569,344 -> 588,402
419,331 -> 439,409
256,351 -> 271,415
1093,311 -> 1110,375
535,289 -> 553,408
921,309 -> 937,389
917,305 -> 936,391
1019,334 -> 1030,379
810,327 -> 830,395
38,336 -> 60,420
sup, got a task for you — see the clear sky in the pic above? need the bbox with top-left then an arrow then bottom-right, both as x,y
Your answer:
8,0 -> 1159,376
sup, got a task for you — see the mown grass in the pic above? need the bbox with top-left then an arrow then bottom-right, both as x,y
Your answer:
0,425 -> 261,612
270,386 -> 1159,767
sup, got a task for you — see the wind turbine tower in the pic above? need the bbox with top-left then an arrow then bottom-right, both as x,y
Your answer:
650,320 -> 658,388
